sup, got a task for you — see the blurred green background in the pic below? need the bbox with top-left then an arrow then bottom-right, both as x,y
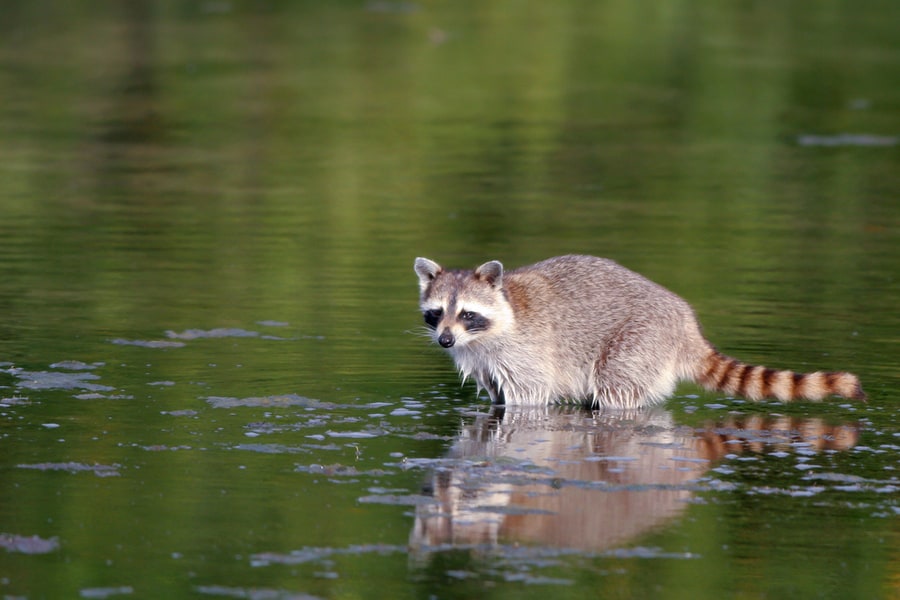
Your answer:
0,1 -> 897,598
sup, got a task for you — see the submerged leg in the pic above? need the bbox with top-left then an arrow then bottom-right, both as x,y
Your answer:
476,372 -> 505,405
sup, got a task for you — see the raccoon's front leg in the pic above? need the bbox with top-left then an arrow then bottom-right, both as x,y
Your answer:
475,372 -> 505,405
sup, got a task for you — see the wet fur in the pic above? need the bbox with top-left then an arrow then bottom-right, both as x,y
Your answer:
415,255 -> 865,408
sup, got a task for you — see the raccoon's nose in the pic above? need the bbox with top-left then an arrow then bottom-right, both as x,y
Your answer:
438,329 -> 455,348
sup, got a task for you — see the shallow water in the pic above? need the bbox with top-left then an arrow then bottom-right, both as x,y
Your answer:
1,1 -> 898,598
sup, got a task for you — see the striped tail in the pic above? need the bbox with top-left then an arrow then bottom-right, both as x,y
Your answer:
696,348 -> 866,402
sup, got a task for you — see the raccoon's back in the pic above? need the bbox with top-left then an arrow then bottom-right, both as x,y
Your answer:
508,255 -> 692,323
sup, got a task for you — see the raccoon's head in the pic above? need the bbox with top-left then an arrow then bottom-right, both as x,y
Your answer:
414,257 -> 513,350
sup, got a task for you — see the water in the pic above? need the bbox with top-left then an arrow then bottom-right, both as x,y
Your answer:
1,1 -> 898,598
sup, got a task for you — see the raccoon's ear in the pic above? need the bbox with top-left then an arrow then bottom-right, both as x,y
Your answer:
414,257 -> 443,293
475,260 -> 504,288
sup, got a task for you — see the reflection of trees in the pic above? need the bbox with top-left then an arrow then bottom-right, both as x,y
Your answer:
411,406 -> 858,553
99,0 -> 161,146
0,1 -> 887,371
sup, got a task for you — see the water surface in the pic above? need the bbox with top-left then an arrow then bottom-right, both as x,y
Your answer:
0,1 -> 897,598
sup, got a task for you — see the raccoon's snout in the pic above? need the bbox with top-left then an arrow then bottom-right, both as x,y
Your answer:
438,329 -> 455,348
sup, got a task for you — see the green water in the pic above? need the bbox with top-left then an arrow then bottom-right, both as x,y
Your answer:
1,1 -> 898,598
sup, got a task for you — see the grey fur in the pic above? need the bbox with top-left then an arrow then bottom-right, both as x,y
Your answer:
415,254 -> 714,408
415,255 -> 865,407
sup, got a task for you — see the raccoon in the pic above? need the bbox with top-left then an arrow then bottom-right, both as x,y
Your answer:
414,254 -> 865,408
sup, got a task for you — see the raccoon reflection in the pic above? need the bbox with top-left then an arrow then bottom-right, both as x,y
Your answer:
410,406 -> 858,552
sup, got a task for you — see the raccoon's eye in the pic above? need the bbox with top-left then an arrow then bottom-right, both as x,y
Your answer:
459,310 -> 490,332
423,309 -> 443,328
